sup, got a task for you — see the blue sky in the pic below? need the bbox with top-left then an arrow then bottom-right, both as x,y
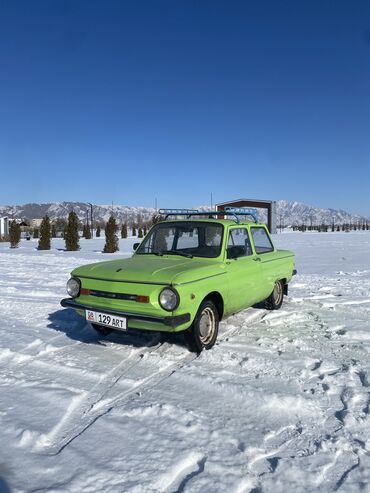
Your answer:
1,1 -> 370,215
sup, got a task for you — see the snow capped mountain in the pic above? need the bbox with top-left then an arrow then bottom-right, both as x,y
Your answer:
0,200 -> 368,226
0,202 -> 157,224
199,200 -> 369,226
275,200 -> 368,226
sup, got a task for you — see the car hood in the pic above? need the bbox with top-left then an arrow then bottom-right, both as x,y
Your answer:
72,254 -> 224,285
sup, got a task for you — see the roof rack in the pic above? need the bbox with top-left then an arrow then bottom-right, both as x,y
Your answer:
158,208 -> 259,224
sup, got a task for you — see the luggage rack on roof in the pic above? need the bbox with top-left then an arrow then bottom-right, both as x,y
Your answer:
158,207 -> 259,224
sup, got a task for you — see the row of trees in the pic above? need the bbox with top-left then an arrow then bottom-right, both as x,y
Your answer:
9,213 -> 121,253
119,222 -> 150,239
8,212 -> 162,251
5,212 -> 162,243
8,212 -> 162,250
26,221 -> 150,240
289,223 -> 370,232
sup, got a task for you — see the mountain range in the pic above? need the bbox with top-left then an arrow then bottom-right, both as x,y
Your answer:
0,201 -> 368,226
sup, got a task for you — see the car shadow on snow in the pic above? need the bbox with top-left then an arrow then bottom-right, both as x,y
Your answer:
47,308 -> 187,350
0,477 -> 12,493
252,301 -> 267,310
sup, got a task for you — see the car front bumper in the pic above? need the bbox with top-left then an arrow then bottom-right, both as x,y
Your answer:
60,298 -> 191,329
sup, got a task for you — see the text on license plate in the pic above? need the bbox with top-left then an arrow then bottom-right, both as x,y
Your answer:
85,310 -> 127,330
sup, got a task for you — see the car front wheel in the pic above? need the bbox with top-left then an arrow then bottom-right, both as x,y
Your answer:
265,280 -> 285,310
184,300 -> 219,353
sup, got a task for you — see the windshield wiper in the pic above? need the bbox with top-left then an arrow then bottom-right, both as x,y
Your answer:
162,250 -> 193,258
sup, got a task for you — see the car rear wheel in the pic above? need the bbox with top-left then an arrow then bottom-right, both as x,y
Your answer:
265,280 -> 285,310
184,300 -> 219,353
91,323 -> 113,336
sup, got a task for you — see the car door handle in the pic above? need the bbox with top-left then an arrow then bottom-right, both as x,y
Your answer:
253,257 -> 261,262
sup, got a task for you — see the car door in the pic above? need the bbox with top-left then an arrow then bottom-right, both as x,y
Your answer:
225,227 -> 263,313
250,226 -> 277,300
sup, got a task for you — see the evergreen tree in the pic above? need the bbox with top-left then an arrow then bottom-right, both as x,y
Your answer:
55,218 -> 67,233
143,225 -> 147,236
38,216 -> 51,250
9,221 -> 21,248
96,224 -> 101,237
103,215 -> 119,253
132,224 -> 137,236
33,228 -> 39,239
121,222 -> 128,239
151,214 -> 161,226
51,224 -> 57,238
65,211 -> 80,251
83,223 -> 91,239
138,227 -> 143,238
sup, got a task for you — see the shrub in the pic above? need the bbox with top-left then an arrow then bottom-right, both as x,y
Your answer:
103,215 -> 119,253
65,211 -> 80,251
9,221 -> 21,248
38,216 -> 51,250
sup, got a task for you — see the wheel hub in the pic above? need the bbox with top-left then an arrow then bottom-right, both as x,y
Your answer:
273,282 -> 283,305
199,307 -> 215,344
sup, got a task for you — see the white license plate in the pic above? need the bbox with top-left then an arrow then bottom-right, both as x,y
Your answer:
85,310 -> 127,330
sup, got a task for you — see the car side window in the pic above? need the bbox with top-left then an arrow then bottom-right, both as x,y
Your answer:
227,228 -> 252,258
251,227 -> 274,254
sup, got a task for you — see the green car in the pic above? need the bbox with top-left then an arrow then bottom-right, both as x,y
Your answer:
61,209 -> 296,352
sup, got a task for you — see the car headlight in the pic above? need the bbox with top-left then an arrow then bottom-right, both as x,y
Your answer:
67,277 -> 81,298
159,287 -> 179,311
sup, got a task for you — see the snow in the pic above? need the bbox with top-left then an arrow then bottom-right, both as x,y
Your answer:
0,232 -> 370,492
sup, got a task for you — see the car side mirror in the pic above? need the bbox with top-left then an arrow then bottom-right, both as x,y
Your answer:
227,245 -> 245,259
133,242 -> 140,251
227,246 -> 237,259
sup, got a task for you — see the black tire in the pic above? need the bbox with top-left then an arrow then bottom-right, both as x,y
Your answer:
91,323 -> 113,336
265,280 -> 285,310
184,300 -> 219,353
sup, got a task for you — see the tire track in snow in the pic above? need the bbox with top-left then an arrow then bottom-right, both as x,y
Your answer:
34,342 -> 197,455
32,309 -> 266,455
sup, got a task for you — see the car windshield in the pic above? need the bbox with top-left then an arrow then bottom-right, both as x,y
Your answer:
136,221 -> 224,258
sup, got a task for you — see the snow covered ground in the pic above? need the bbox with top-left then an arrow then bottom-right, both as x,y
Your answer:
0,232 -> 370,493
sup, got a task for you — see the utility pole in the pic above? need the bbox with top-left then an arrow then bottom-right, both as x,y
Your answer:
155,197 -> 158,211
88,203 -> 93,238
211,192 -> 213,210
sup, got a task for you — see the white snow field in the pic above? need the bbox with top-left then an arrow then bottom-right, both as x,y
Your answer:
0,232 -> 370,493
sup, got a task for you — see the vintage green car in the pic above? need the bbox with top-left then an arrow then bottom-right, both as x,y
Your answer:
61,209 -> 296,352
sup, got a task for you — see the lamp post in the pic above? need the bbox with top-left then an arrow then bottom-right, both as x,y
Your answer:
87,203 -> 94,238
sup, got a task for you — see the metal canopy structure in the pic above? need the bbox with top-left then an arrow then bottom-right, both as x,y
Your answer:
216,198 -> 277,233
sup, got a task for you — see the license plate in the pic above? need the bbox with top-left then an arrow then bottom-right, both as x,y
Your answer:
85,310 -> 127,331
